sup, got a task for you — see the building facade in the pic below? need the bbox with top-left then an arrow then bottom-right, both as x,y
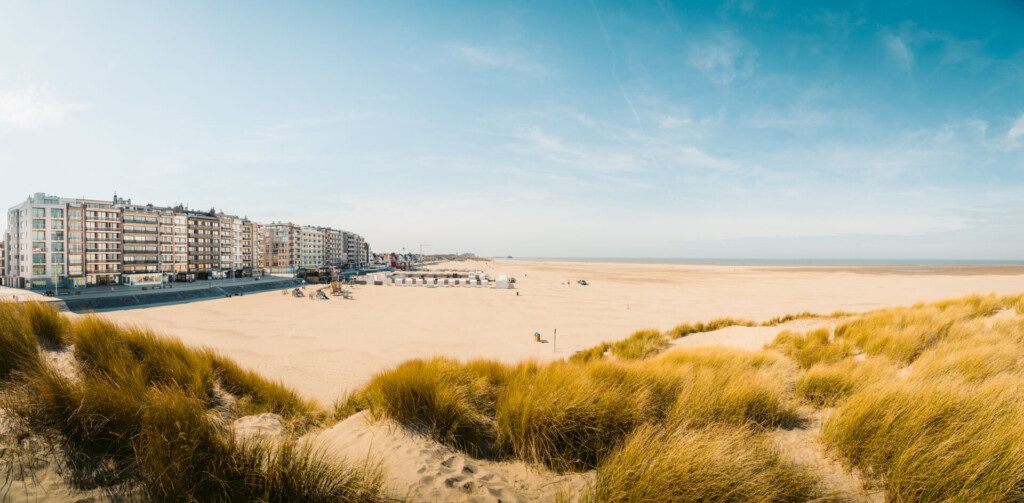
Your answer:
186,212 -> 221,275
3,193 -> 370,288
263,222 -> 300,274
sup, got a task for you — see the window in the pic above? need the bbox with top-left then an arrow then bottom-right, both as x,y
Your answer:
68,210 -> 81,220
51,231 -> 64,241
51,253 -> 64,263
32,265 -> 46,276
32,230 -> 45,240
32,253 -> 46,264
32,242 -> 46,252
52,242 -> 64,252
52,265 -> 65,275
69,221 -> 82,230
32,219 -> 46,229
50,208 -> 64,218
52,220 -> 64,230
32,208 -> 45,218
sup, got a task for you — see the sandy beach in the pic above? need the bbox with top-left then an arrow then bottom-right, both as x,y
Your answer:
100,259 -> 1024,404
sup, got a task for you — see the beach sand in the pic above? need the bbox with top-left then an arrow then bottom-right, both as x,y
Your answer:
100,259 -> 1024,404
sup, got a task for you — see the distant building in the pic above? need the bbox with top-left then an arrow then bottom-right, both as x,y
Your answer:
2,192 -> 373,289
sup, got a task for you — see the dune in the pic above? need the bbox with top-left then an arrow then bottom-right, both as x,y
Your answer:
99,259 -> 1024,404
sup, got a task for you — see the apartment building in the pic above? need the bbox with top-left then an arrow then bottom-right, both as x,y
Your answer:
240,219 -> 263,273
217,213 -> 244,275
263,222 -> 301,274
77,199 -> 124,286
120,205 -> 163,285
3,192 -> 371,288
186,212 -> 220,275
3,193 -> 118,289
299,226 -> 325,270
160,211 -> 189,277
321,227 -> 345,268
343,231 -> 367,269
5,194 -> 72,289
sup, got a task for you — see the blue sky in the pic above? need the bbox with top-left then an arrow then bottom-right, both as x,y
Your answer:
1,1 -> 1022,258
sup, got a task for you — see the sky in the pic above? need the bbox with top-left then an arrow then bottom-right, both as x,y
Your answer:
1,0 -> 1023,259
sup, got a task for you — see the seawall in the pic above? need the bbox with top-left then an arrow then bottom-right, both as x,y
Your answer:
61,278 -> 304,313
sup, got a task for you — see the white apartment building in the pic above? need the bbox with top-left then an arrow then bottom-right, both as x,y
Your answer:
218,213 -> 245,274
299,226 -> 325,270
5,193 -> 87,289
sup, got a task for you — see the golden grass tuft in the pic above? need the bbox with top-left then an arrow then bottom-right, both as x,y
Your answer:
795,357 -> 896,407
0,302 -> 384,501
20,301 -> 71,348
608,329 -> 667,360
667,317 -> 755,339
0,303 -> 42,380
768,327 -> 851,368
833,297 -> 995,363
823,377 -> 1024,502
583,424 -> 824,503
818,293 -> 1024,501
355,345 -> 799,471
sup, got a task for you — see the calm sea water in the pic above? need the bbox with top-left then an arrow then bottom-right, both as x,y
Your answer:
511,257 -> 1024,266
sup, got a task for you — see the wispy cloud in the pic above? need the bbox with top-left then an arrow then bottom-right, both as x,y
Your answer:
879,28 -> 913,76
1008,113 -> 1024,148
589,1 -> 644,131
686,30 -> 758,85
0,88 -> 88,131
446,43 -> 545,76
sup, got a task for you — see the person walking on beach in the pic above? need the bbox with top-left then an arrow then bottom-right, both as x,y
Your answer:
534,331 -> 541,342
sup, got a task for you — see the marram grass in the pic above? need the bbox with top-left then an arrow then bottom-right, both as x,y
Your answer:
0,302 -> 385,502
582,424 -> 824,503
7,292 -> 1024,501
354,346 -> 799,471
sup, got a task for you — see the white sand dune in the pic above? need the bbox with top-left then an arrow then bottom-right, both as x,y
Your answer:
101,259 -> 1024,404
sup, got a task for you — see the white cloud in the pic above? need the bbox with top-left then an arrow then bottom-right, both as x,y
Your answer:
686,31 -> 757,85
446,43 -> 545,76
1007,113 -> 1024,148
0,88 -> 87,131
880,29 -> 913,75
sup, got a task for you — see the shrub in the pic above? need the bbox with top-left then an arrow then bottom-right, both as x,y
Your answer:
583,424 -> 824,503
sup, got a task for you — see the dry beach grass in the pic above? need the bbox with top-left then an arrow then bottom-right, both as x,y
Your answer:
4,291 -> 1024,501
